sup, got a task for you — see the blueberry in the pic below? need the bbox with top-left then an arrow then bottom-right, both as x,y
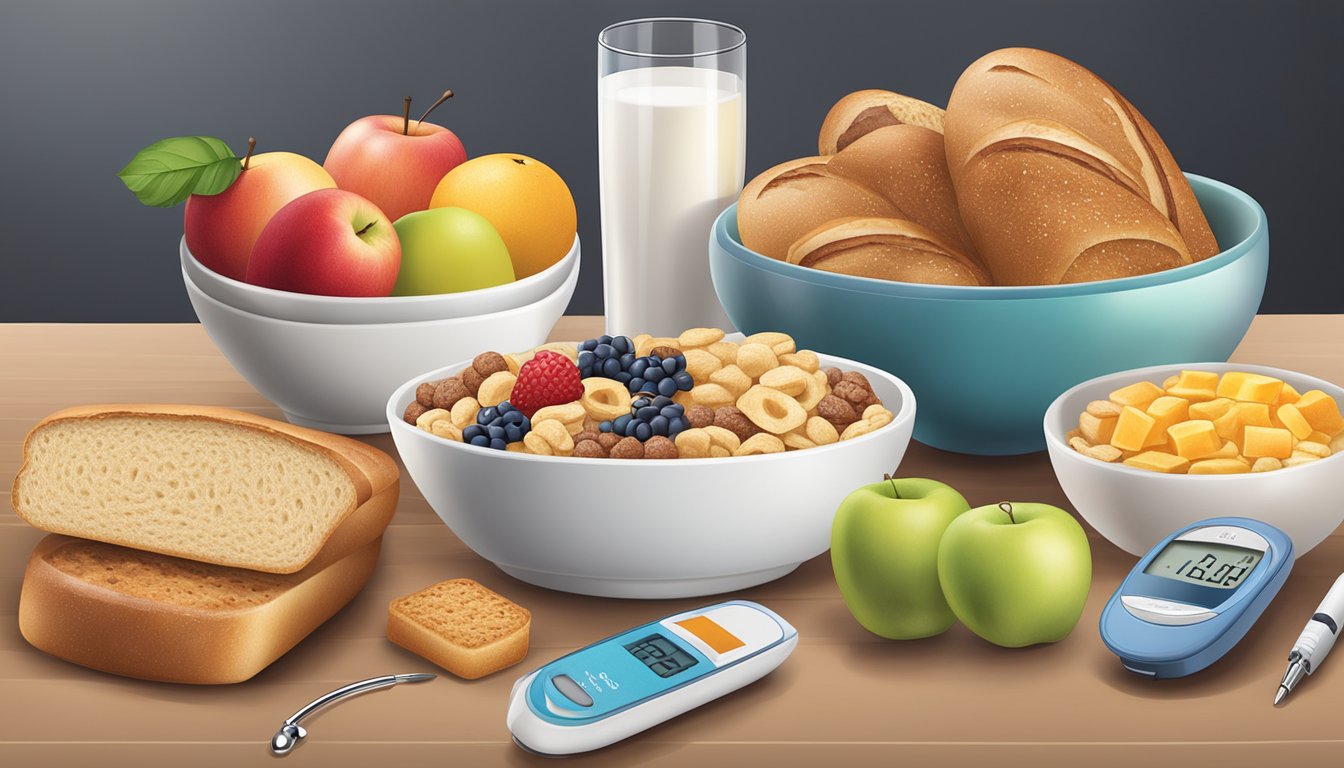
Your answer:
477,406 -> 499,425
634,397 -> 652,409
578,349 -> 595,370
505,424 -> 523,442
675,356 -> 687,373
490,438 -> 508,451
620,352 -> 635,368
615,371 -> 633,384
645,365 -> 665,382
613,414 -> 633,433
602,357 -> 622,377
497,401 -> 514,414
579,339 -> 598,352
487,425 -> 506,440
595,343 -> 616,359
503,410 -> 526,426
668,417 -> 687,434
636,406 -> 658,422
599,420 -> 613,433
650,415 -> 669,436
624,420 -> 640,437
656,377 -> 677,397
661,357 -> 678,375
660,404 -> 683,418
653,396 -> 673,408
463,425 -> 485,441
673,371 -> 694,390
628,377 -> 645,392
629,359 -> 648,378
469,434 -> 489,447
612,336 -> 632,354
634,422 -> 652,441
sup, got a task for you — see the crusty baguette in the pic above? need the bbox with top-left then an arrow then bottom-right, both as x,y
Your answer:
737,156 -> 900,261
11,404 -> 399,574
943,48 -> 1218,284
788,216 -> 989,286
387,578 -> 530,680
826,124 -> 983,264
18,534 -> 383,684
819,89 -> 946,154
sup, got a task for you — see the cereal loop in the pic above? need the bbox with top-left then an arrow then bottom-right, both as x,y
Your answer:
450,397 -> 481,429
580,377 -> 632,421
734,433 -> 786,456
759,365 -> 809,397
737,385 -> 807,434
415,408 -> 452,432
709,365 -> 753,398
805,416 -> 840,445
778,350 -> 820,373
477,371 -> 517,407
736,343 -> 779,379
678,327 -> 726,348
691,383 -> 736,408
684,348 -> 724,382
674,428 -> 712,458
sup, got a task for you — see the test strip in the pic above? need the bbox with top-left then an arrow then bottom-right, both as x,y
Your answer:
676,616 -> 745,654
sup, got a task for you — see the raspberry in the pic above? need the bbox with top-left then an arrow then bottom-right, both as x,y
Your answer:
510,350 -> 583,417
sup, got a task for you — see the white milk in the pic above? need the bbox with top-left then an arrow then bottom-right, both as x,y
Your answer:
598,66 -> 745,337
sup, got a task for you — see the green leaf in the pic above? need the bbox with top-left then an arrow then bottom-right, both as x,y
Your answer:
116,136 -> 242,208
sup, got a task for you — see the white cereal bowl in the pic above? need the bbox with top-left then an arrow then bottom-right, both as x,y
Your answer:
183,248 -> 579,434
181,234 -> 579,324
387,355 -> 917,598
1045,362 -> 1344,559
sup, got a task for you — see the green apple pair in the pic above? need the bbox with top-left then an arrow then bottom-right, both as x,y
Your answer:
831,478 -> 1092,647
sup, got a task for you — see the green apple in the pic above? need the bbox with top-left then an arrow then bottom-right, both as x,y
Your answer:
937,501 -> 1092,648
391,207 -> 515,295
831,477 -> 971,639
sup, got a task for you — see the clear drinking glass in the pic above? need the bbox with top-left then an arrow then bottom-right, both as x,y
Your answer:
598,18 -> 746,337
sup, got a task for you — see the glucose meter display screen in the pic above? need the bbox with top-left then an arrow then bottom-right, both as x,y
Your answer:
1144,541 -> 1262,589
624,634 -> 699,678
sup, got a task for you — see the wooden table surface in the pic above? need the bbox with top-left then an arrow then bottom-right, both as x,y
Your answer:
2,316 -> 1342,767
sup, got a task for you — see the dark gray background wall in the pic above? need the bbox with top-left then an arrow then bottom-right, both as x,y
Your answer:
1,0 -> 1340,321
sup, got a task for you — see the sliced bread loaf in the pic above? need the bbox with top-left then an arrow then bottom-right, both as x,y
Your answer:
19,534 -> 384,684
387,578 -> 531,679
11,404 -> 399,574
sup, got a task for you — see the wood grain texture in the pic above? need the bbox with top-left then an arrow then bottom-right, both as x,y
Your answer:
1,317 -> 1342,766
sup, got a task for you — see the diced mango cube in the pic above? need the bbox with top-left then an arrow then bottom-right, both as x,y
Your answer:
1145,395 -> 1188,443
1189,458 -> 1252,475
1216,372 -> 1285,404
1274,383 -> 1302,407
1275,404 -> 1314,440
1295,390 -> 1343,435
1124,451 -> 1190,474
1208,440 -> 1241,459
1167,370 -> 1220,402
1242,426 -> 1293,459
1111,406 -> 1157,452
1214,402 -> 1271,445
1189,398 -> 1233,421
1109,381 -> 1165,410
1162,375 -> 1179,389
1168,420 -> 1221,460
1079,411 -> 1117,445
1308,430 -> 1333,444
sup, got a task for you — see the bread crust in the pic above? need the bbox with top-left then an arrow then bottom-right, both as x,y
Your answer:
18,534 -> 383,684
11,404 -> 399,573
819,89 -> 946,154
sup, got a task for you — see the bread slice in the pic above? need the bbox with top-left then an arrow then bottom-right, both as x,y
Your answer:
387,578 -> 530,680
11,404 -> 399,574
788,216 -> 989,286
18,534 -> 383,684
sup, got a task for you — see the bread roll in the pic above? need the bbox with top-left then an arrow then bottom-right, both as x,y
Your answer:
18,534 -> 383,684
788,217 -> 989,286
738,157 -> 899,261
827,124 -> 982,262
944,48 -> 1218,284
12,404 -> 399,574
819,90 -> 946,154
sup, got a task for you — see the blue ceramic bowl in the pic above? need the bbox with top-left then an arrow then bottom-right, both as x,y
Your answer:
710,174 -> 1268,455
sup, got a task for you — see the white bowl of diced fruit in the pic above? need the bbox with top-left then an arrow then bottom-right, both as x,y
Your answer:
1045,363 -> 1344,558
388,329 -> 916,598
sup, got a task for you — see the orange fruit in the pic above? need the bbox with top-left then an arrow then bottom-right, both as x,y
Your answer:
429,154 -> 577,279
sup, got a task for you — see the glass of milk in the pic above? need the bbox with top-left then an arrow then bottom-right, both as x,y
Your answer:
598,18 -> 746,337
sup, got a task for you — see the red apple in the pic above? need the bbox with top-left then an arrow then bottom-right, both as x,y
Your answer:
245,189 -> 401,297
323,91 -> 467,222
184,149 -> 335,281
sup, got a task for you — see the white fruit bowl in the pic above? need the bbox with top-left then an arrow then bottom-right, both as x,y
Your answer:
1045,362 -> 1344,559
387,353 -> 916,598
181,234 -> 579,324
182,248 -> 579,434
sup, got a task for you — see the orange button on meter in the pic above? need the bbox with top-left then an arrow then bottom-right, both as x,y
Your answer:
676,615 -> 746,654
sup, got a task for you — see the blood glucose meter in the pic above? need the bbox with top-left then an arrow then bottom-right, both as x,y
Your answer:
506,600 -> 797,756
1100,517 -> 1293,678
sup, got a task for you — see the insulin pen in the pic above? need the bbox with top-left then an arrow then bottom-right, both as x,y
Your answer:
1275,573 -> 1344,705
